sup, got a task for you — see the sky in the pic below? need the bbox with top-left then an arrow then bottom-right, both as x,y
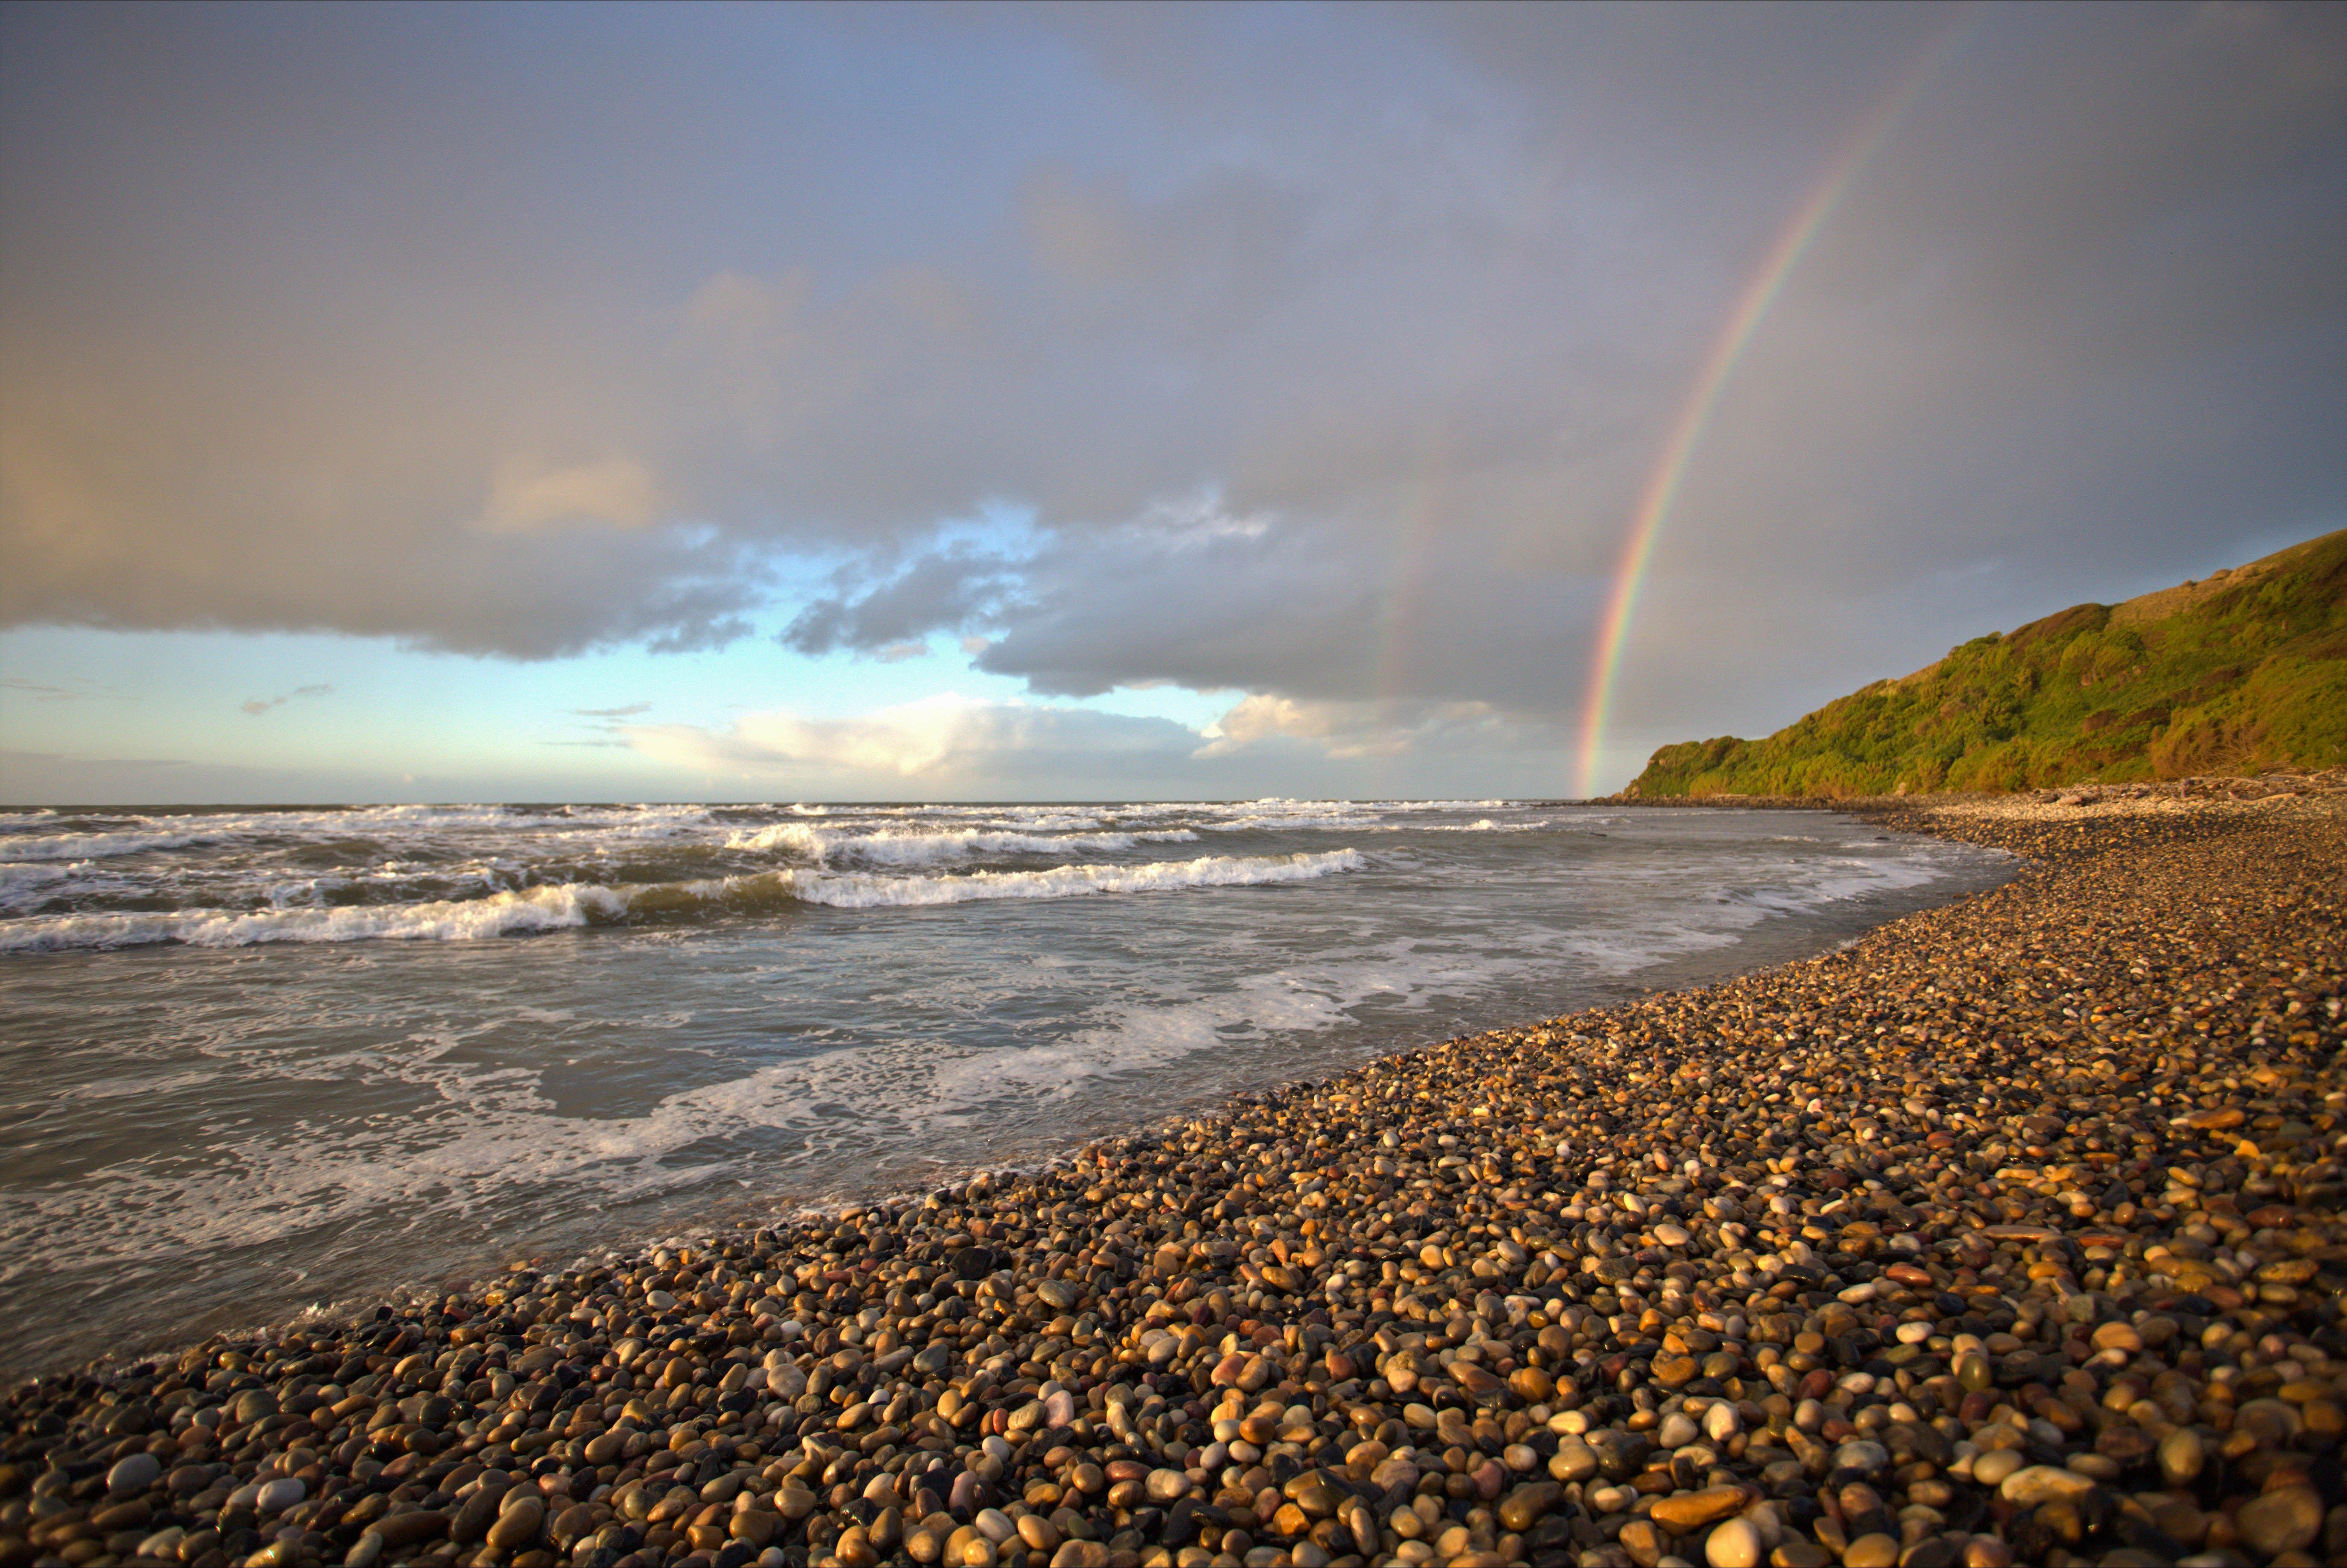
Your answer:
3,1 -> 2341,804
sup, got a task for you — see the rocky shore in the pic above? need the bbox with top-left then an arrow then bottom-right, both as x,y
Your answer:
4,789 -> 2343,1568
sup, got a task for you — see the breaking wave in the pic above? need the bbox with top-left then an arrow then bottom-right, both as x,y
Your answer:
724,823 -> 1198,864
0,850 -> 1364,952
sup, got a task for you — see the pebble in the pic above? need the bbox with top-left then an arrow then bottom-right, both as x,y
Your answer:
106,1451 -> 161,1496
1999,1464 -> 2097,1506
2236,1485 -> 2324,1556
255,1476 -> 305,1514
1842,1534 -> 1900,1568
485,1495 -> 541,1551
1703,1515 -> 1763,1568
2156,1424 -> 2204,1485
0,782 -> 2340,1568
1648,1486 -> 1744,1533
1829,1439 -> 1887,1477
1969,1447 -> 2022,1487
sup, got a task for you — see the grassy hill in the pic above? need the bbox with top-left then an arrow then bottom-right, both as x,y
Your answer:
1623,529 -> 2347,798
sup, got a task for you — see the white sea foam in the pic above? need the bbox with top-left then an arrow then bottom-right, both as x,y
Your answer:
790,848 -> 1361,907
0,883 -> 629,951
722,823 -> 828,857
1728,851 -> 1954,913
925,933 -> 1536,1102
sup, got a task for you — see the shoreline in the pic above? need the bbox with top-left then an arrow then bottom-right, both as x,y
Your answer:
0,807 -> 2001,1387
3,790 -> 2341,1568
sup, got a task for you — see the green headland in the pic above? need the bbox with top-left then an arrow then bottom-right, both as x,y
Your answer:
1624,528 -> 2347,798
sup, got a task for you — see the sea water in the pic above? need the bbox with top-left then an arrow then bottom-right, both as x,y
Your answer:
0,799 -> 2008,1375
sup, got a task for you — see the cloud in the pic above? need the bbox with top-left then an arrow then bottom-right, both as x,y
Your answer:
0,745 -> 587,807
781,543 -> 1030,657
479,456 -> 660,534
571,702 -> 653,718
617,685 -> 1580,800
240,683 -> 333,717
3,676 -> 131,702
782,499 -> 1597,728
625,694 -> 1202,788
1200,695 -> 1512,761
0,2 -> 2339,781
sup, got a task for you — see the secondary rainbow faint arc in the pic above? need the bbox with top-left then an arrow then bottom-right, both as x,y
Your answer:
1571,18 -> 1975,799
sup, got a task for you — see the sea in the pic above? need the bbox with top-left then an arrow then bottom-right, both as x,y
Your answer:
0,799 -> 2011,1377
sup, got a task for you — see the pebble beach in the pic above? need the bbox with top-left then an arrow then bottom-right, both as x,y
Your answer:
5,781 -> 2343,1568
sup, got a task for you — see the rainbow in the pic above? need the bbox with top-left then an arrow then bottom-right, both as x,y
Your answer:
1571,16 -> 1976,799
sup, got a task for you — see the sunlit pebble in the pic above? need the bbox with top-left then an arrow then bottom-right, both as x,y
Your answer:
1,775 -> 2341,1568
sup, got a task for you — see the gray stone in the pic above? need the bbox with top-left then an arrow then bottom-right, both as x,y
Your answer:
255,1477 -> 305,1514
1830,1440 -> 1890,1478
106,1452 -> 162,1497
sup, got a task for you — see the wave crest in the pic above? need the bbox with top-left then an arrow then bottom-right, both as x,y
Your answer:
725,823 -> 1199,865
0,850 -> 1361,952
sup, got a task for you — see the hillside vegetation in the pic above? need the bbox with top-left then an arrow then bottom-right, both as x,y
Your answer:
1624,529 -> 2347,798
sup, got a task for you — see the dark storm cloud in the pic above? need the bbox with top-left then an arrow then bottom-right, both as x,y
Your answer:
3,2 -> 2340,754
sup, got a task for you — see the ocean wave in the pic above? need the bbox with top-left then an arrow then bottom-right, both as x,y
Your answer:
726,823 -> 1199,865
0,860 -> 97,915
859,806 -> 1112,831
0,882 -> 633,951
790,848 -> 1361,907
0,827 -> 226,862
0,850 -> 1362,951
0,862 -> 79,893
0,803 -> 714,862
